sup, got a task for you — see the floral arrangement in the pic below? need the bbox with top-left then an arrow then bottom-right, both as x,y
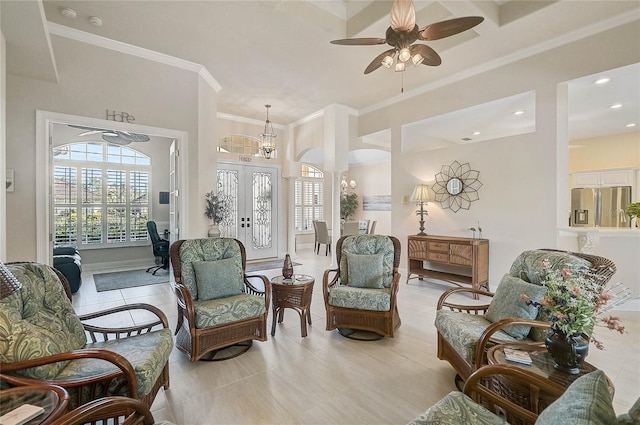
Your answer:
204,191 -> 228,224
521,260 -> 629,349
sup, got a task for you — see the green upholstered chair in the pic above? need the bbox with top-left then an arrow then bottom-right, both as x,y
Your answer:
322,234 -> 402,338
409,366 -> 638,425
0,262 -> 172,422
169,238 -> 271,361
435,249 -> 616,385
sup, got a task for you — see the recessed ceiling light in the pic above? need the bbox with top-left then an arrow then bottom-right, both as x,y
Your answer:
610,104 -> 623,109
594,77 -> 610,85
627,123 -> 637,128
89,16 -> 103,26
472,131 -> 480,135
513,110 -> 524,115
60,7 -> 77,19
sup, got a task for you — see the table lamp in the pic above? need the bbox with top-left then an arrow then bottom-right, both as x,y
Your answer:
410,184 -> 431,235
0,261 -> 22,299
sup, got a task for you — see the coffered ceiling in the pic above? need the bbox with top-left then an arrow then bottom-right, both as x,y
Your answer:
2,0 -> 639,152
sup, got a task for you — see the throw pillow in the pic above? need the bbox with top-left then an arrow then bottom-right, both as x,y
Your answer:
346,253 -> 384,289
193,258 -> 243,301
536,370 -> 616,425
484,274 -> 547,339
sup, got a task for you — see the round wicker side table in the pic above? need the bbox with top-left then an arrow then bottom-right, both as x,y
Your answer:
270,274 -> 314,337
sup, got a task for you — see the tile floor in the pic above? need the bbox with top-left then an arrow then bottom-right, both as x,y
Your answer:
72,247 -> 640,424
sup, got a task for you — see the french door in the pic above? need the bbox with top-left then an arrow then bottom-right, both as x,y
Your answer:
217,163 -> 278,260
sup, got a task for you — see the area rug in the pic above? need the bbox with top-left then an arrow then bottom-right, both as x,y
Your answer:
94,269 -> 170,292
246,260 -> 301,273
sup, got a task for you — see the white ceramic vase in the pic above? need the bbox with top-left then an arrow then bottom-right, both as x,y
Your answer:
208,223 -> 221,238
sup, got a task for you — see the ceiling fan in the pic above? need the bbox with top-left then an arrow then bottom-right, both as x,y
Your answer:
330,0 -> 483,75
69,125 -> 150,145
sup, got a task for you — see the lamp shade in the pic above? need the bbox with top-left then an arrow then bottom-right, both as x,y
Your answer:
0,262 -> 22,299
410,184 -> 431,203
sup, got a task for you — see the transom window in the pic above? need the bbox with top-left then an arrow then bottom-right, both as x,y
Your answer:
294,164 -> 324,232
218,135 -> 278,158
53,142 -> 151,248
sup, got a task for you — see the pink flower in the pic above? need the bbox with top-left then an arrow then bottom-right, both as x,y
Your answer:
562,268 -> 572,279
520,294 -> 529,301
571,287 -> 580,296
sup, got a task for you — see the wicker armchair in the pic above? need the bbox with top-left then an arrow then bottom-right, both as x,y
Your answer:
0,262 -> 172,421
322,234 -> 402,338
49,396 -> 176,425
435,249 -> 616,385
169,238 -> 271,361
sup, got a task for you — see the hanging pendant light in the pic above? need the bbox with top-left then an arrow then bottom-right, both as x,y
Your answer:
259,104 -> 277,159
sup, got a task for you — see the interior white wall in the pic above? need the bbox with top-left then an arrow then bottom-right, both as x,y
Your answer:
348,162 -> 392,236
0,21 -> 6,261
5,35 -> 201,261
357,20 -> 640,298
570,132 -> 640,171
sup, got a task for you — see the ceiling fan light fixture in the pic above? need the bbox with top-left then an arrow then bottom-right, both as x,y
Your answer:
395,62 -> 405,72
411,53 -> 424,66
398,47 -> 411,62
381,55 -> 394,68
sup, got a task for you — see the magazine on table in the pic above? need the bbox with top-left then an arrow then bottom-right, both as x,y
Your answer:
503,348 -> 533,365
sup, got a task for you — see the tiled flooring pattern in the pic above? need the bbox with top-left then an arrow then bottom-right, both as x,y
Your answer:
72,248 -> 640,424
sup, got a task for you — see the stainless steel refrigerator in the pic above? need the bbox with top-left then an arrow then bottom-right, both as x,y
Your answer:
571,186 -> 632,228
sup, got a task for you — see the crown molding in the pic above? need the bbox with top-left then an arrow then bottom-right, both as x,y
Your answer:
47,22 -> 222,92
217,112 -> 285,129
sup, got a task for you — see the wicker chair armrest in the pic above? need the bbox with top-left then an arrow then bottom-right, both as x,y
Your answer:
78,303 -> 168,328
437,287 -> 494,310
389,272 -> 401,307
322,268 -> 340,301
474,319 -> 551,369
244,274 -> 271,309
78,304 -> 168,342
174,282 -> 196,328
49,396 -> 155,425
463,364 -> 565,423
0,349 -> 139,398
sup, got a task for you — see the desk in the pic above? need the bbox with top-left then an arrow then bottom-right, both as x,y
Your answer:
0,385 -> 69,425
270,275 -> 314,337
487,343 -> 614,409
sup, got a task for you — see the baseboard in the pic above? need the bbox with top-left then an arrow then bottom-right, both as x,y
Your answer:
82,259 -> 153,272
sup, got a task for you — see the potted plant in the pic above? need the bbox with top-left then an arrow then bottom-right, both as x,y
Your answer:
627,202 -> 640,227
204,191 -> 228,237
340,193 -> 359,221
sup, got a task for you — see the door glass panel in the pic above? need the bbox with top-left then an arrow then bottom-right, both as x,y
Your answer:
217,169 -> 239,238
252,172 -> 272,250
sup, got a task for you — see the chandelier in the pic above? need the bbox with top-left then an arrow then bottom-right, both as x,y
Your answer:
340,175 -> 357,195
259,104 -> 277,159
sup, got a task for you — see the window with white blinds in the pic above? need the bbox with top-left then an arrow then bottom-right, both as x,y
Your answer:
53,142 -> 151,248
294,165 -> 324,232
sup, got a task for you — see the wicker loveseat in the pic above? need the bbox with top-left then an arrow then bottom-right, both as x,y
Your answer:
435,249 -> 616,384
0,262 -> 172,420
322,234 -> 402,338
169,238 -> 271,361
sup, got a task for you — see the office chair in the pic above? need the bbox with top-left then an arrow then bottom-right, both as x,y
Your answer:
146,221 -> 169,275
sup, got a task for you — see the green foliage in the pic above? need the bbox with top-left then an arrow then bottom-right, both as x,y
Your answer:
626,202 -> 640,219
340,193 -> 359,220
204,191 -> 228,224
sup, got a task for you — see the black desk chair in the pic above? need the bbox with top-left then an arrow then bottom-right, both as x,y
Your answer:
146,221 -> 169,275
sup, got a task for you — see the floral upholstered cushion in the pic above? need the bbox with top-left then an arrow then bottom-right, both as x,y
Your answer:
327,285 -> 391,311
178,238 -> 243,300
0,263 -> 86,380
55,328 -> 173,398
194,294 -> 266,329
434,310 -> 518,364
509,249 -> 591,285
339,235 -> 395,288
536,370 -> 616,425
407,391 -> 507,425
484,274 -> 548,339
346,253 -> 384,289
192,258 -> 244,301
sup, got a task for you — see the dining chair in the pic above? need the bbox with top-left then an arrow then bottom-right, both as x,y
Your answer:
369,220 -> 377,234
312,220 -> 320,254
341,221 -> 359,236
315,221 -> 332,256
358,219 -> 370,234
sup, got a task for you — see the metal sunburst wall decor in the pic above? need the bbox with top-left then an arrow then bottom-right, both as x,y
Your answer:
432,160 -> 482,213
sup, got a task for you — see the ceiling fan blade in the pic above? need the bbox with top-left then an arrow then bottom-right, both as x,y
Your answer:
410,44 -> 442,66
390,0 -> 416,32
330,38 -> 387,46
364,49 -> 397,74
78,130 -> 104,136
420,16 -> 484,41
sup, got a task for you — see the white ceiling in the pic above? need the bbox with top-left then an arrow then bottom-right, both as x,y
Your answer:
2,0 -> 639,163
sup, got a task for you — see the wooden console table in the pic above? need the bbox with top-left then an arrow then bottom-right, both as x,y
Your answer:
407,235 -> 489,293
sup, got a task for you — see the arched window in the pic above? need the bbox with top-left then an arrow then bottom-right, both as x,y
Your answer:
294,164 -> 324,232
52,142 -> 151,248
218,135 -> 277,158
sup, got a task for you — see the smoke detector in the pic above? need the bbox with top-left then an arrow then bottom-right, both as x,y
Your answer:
60,7 -> 77,19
